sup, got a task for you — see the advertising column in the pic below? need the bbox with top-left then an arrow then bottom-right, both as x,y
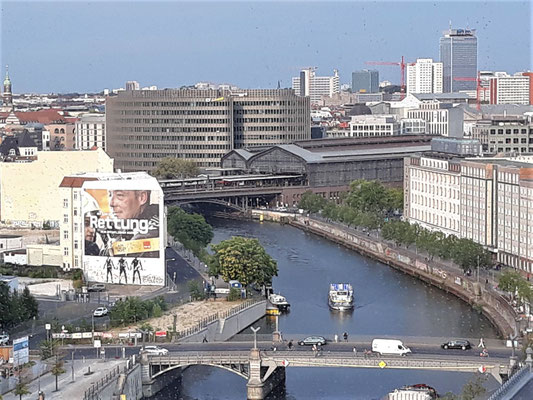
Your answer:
81,177 -> 165,286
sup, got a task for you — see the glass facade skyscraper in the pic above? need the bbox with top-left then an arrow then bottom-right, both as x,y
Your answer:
439,28 -> 477,93
352,70 -> 379,93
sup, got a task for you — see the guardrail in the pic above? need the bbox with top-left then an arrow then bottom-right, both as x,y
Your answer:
82,356 -> 138,400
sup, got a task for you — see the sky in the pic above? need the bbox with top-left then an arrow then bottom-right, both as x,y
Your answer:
1,0 -> 531,93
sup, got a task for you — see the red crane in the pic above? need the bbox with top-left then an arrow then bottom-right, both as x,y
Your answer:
366,56 -> 412,98
453,72 -> 487,111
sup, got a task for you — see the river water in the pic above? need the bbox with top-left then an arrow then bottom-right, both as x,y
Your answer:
155,218 -> 499,399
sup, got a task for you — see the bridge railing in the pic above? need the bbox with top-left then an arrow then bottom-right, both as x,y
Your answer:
488,366 -> 532,400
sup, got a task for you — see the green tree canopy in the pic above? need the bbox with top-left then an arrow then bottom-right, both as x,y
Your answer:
298,191 -> 327,213
151,157 -> 199,179
499,270 -> 533,303
210,236 -> 278,287
0,282 -> 39,330
168,207 -> 214,248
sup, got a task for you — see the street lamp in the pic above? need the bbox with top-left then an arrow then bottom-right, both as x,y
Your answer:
251,326 -> 261,350
68,345 -> 76,383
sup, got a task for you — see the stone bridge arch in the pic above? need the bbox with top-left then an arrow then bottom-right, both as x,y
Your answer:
150,361 -> 250,381
168,199 -> 245,212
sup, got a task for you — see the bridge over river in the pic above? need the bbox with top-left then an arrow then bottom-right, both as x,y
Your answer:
141,347 -> 514,399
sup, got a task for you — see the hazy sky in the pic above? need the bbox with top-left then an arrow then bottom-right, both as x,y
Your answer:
1,0 -> 531,93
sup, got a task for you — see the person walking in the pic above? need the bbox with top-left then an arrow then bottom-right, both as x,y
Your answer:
334,334 -> 338,343
288,340 -> 293,350
352,346 -> 357,356
478,338 -> 485,349
343,332 -> 348,342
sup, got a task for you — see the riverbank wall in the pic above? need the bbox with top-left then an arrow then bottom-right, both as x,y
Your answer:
251,210 -> 517,338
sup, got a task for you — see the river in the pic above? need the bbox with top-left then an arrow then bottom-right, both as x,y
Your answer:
155,218 -> 499,399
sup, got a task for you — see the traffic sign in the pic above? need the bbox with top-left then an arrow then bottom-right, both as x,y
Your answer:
45,324 -> 51,330
281,359 -> 289,367
94,340 -> 101,348
378,361 -> 387,368
478,366 -> 486,373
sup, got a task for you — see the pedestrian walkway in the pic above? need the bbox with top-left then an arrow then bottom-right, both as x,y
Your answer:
2,358 -> 125,400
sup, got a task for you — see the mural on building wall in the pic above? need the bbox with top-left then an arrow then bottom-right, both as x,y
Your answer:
82,182 -> 164,286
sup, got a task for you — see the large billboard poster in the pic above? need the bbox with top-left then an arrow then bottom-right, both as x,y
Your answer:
82,179 -> 165,286
13,336 -> 29,367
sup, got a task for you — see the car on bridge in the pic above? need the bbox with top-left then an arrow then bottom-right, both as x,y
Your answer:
88,284 -> 106,292
0,333 -> 9,345
298,336 -> 327,346
142,346 -> 169,356
441,339 -> 471,350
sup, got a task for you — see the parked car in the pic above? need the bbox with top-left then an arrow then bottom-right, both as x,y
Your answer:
441,339 -> 471,350
93,307 -> 108,317
298,336 -> 327,346
0,334 -> 9,346
88,284 -> 106,292
142,346 -> 169,356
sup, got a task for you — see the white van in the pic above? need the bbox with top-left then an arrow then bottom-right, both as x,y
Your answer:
372,339 -> 411,356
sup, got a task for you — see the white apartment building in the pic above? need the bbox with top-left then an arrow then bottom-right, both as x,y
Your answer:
406,58 -> 443,94
75,113 -> 106,151
292,68 -> 340,104
349,115 -> 400,137
490,74 -> 530,105
125,81 -> 140,91
404,155 -> 461,236
406,101 -> 463,137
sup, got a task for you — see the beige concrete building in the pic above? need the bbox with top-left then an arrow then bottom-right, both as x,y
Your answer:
405,151 -> 533,274
106,88 -> 310,172
0,149 -> 113,228
404,155 -> 461,236
75,113 -> 106,150
471,114 -> 533,155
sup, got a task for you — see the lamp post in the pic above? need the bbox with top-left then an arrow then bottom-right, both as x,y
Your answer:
91,314 -> 95,344
251,326 -> 260,350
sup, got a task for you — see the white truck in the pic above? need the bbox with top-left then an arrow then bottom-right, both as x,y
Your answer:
372,338 -> 411,356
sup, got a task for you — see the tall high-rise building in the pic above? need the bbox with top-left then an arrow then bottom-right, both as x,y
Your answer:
439,28 -> 477,92
125,80 -> 140,91
352,70 -> 379,93
106,88 -> 310,171
292,68 -> 340,104
406,58 -> 443,94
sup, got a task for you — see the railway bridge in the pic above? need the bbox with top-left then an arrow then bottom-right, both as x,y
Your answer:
141,349 -> 513,399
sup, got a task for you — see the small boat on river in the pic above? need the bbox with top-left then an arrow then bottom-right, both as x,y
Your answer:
328,283 -> 354,311
268,293 -> 290,311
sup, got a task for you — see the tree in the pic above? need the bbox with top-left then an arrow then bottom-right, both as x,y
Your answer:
51,353 -> 66,392
346,180 -> 389,215
210,237 -> 278,287
151,157 -> 199,179
167,207 -> 213,256
39,339 -> 59,360
461,373 -> 487,400
298,191 -> 326,214
20,286 -> 38,321
188,280 -> 206,301
452,239 -> 492,272
499,270 -> 533,304
14,382 -> 30,400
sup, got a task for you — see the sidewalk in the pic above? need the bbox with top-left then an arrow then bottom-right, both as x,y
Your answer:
2,358 -> 125,400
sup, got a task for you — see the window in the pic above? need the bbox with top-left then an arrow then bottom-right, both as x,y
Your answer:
74,257 -> 79,267
63,231 -> 68,239
63,214 -> 68,223
63,247 -> 69,256
74,240 -> 79,250
63,199 -> 68,208
73,208 -> 78,216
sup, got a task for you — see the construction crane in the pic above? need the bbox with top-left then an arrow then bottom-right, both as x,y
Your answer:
453,72 -> 488,111
366,56 -> 412,98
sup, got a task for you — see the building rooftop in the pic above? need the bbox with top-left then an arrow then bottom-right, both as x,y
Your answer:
0,234 -> 22,239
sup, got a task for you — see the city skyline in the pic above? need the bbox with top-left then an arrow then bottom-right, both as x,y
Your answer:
1,0 -> 531,93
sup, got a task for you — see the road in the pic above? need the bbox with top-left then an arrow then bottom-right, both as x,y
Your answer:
60,339 -> 514,362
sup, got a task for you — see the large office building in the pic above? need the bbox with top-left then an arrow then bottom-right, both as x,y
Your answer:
471,114 -> 533,154
106,88 -> 310,172
292,68 -> 340,104
352,70 -> 379,94
349,115 -> 400,137
75,113 -> 106,150
439,28 -> 477,92
406,101 -> 464,137
405,148 -> 533,274
489,74 -> 531,105
406,58 -> 443,94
